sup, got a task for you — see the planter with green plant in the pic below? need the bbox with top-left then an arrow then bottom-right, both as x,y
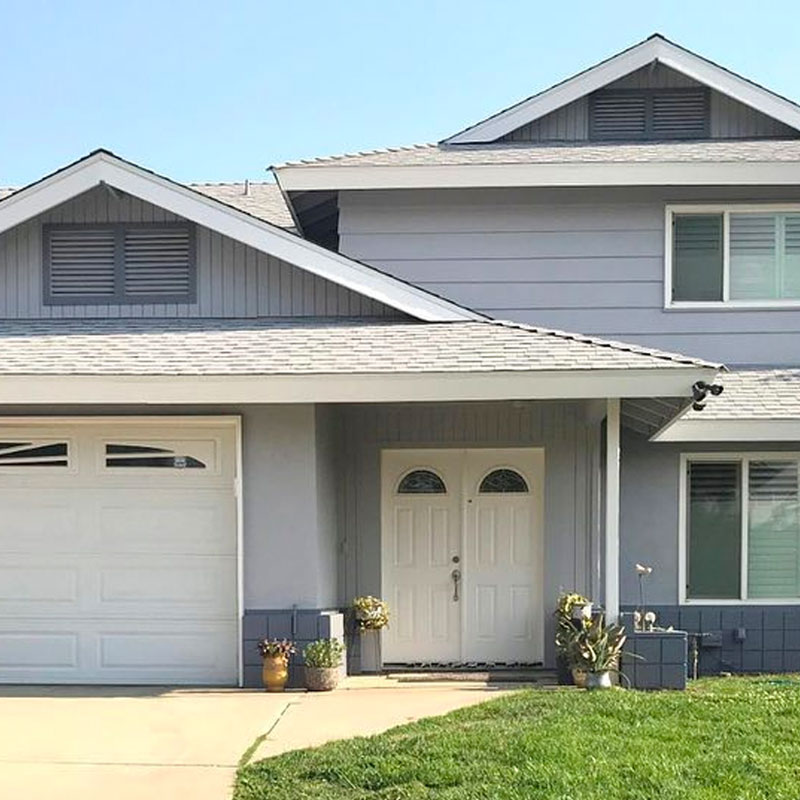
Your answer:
303,639 -> 345,691
554,592 -> 591,685
352,596 -> 389,673
257,639 -> 295,692
561,615 -> 636,690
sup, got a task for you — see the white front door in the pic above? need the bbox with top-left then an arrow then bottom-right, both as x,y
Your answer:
381,448 -> 543,666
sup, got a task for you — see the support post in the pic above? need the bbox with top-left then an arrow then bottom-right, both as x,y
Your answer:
605,397 -> 620,623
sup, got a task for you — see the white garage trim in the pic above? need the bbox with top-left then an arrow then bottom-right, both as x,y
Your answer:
0,415 -> 243,686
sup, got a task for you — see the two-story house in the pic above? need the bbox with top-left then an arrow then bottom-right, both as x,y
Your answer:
0,34 -> 795,685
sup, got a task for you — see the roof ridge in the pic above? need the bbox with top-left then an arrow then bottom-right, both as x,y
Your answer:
482,318 -> 722,369
272,143 -> 436,169
189,180 -> 276,187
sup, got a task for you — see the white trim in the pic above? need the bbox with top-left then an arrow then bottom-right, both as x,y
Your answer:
0,151 -> 478,323
679,451 -> 800,605
275,159 -> 800,192
443,35 -> 800,144
657,419 -> 800,442
604,398 -> 621,623
666,203 -> 800,309
0,367 -> 717,406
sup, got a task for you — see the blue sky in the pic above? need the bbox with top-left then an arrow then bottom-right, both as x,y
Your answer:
1,0 -> 799,185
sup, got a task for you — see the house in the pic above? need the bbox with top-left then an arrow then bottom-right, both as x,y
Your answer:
0,34 -> 796,686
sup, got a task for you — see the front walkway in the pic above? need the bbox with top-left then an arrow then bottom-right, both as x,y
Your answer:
0,679 -> 520,800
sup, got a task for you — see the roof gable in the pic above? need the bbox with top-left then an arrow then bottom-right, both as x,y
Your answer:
0,150 -> 480,322
444,34 -> 800,144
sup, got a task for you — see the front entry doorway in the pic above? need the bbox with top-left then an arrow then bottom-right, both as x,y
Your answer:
381,448 -> 544,666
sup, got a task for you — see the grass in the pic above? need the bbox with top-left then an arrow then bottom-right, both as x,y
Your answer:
235,676 -> 800,800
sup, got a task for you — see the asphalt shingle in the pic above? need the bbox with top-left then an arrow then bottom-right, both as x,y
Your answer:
0,318 -> 717,376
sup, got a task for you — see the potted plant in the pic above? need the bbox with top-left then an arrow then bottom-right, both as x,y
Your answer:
352,596 -> 389,673
554,592 -> 591,685
303,639 -> 345,691
257,638 -> 295,692
567,616 -> 633,690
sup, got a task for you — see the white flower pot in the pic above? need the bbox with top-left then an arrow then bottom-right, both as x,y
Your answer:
586,671 -> 613,690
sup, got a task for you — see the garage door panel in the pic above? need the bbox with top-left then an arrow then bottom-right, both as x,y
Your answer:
97,493 -> 236,555
98,559 -> 237,614
0,500 -> 83,552
0,632 -> 78,669
0,420 -> 239,685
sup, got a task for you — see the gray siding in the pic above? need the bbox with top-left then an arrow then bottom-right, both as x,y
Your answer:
0,186 -> 398,319
620,431 -> 800,606
339,186 -> 800,366
501,63 -> 798,142
335,400 -> 603,664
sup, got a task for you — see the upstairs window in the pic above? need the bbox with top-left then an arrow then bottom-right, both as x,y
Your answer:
43,223 -> 196,305
589,89 -> 709,141
669,207 -> 800,306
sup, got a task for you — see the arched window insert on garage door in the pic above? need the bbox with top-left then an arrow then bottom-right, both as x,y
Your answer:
0,441 -> 68,467
397,469 -> 447,494
105,443 -> 206,469
479,468 -> 529,493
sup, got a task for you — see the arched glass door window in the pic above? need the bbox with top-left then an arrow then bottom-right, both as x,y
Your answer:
479,468 -> 529,494
397,469 -> 447,494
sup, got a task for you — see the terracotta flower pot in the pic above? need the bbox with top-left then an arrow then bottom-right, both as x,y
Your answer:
262,655 -> 289,692
571,667 -> 588,688
304,666 -> 340,692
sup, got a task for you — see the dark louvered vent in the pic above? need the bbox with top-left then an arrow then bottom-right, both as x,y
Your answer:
589,93 -> 647,139
44,224 -> 195,304
47,228 -> 116,298
749,461 -> 798,501
590,89 -> 709,141
690,462 -> 739,503
124,227 -> 192,298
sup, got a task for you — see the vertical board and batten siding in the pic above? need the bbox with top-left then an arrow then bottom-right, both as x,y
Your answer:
335,401 -> 602,664
0,186 -> 399,319
338,186 -> 800,366
500,64 -> 798,142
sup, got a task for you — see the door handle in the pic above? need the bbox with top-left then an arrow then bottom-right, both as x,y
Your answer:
450,568 -> 461,602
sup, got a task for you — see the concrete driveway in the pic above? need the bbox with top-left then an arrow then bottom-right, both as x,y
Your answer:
0,679 -> 514,799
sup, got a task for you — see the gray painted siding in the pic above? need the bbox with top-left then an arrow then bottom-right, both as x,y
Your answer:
0,186 -> 398,319
335,400 -> 603,665
338,186 -> 800,366
620,430 -> 800,606
500,63 -> 797,142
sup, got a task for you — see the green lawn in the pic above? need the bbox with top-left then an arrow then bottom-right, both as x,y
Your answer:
235,676 -> 800,800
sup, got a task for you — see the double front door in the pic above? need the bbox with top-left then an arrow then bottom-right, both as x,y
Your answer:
381,448 -> 543,666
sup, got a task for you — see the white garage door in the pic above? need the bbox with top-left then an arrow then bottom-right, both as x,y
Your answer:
0,419 -> 239,685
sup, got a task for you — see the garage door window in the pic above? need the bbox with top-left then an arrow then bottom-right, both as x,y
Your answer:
0,441 -> 69,468
105,443 -> 206,469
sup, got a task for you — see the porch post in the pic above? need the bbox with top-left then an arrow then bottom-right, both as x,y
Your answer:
604,397 -> 620,623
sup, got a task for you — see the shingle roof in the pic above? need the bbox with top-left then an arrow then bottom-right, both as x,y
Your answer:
0,182 -> 296,230
683,370 -> 800,420
275,139 -> 800,169
0,318 -> 718,376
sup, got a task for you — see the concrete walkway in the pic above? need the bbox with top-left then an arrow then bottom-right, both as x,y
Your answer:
0,679 -> 516,799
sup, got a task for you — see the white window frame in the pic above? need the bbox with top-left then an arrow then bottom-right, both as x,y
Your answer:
679,452 -> 800,605
664,204 -> 800,310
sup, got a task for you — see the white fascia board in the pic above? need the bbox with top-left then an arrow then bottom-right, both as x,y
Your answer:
444,37 -> 800,144
275,159 -> 800,192
0,367 -> 715,405
0,152 -> 478,323
654,418 -> 800,442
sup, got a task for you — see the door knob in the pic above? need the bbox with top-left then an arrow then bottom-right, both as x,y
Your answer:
450,568 -> 461,602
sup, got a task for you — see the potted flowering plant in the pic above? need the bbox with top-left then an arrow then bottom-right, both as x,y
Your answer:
561,616 -> 635,690
303,639 -> 345,691
257,638 -> 295,692
554,591 -> 592,685
352,596 -> 389,673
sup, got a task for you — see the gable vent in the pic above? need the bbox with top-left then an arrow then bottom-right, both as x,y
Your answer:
124,228 -> 192,297
590,88 -> 709,141
47,228 -> 116,297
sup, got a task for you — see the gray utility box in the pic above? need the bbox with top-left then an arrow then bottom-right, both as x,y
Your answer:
620,615 -> 688,690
